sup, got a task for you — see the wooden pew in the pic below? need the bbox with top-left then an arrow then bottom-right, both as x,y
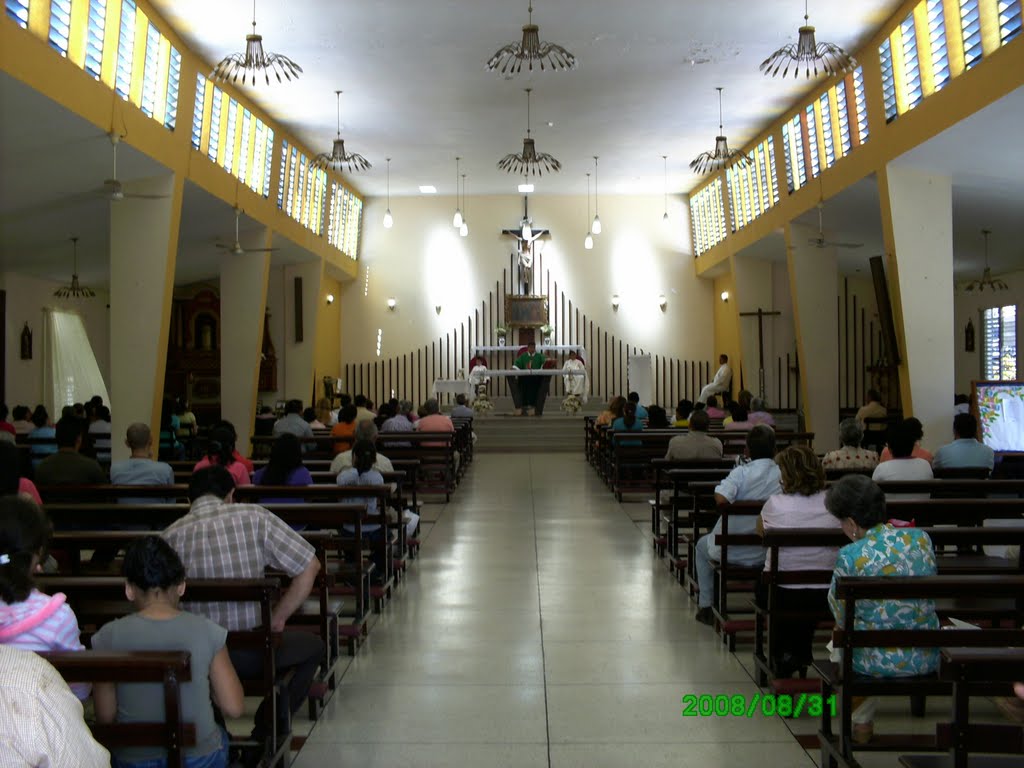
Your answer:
376,432 -> 458,501
40,576 -> 292,768
650,461 -> 732,570
42,650 -> 195,767
755,527 -> 1024,690
816,574 -> 1024,768
899,648 -> 1024,768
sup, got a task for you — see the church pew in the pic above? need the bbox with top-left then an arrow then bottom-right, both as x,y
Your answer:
375,432 -> 459,501
754,527 -> 1024,690
650,460 -> 732,568
817,575 -> 1024,768
683,479 -> 1024,501
898,648 -> 1024,768
41,650 -> 195,768
39,576 -> 293,767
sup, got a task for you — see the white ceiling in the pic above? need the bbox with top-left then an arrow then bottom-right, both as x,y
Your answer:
148,0 -> 900,197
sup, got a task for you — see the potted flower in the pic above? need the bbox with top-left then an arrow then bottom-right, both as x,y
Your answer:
562,393 -> 583,415
472,392 -> 495,415
539,324 -> 554,342
495,326 -> 508,346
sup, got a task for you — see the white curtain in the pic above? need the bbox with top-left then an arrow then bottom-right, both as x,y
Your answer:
42,308 -> 110,417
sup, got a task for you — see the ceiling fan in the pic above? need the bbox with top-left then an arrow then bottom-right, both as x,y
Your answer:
807,201 -> 863,250
98,133 -> 169,201
215,207 -> 279,255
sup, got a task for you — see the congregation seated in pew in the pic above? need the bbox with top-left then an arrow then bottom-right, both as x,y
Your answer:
932,412 -> 995,471
194,426 -> 251,488
824,474 -> 941,745
610,401 -> 644,445
664,409 -> 722,461
595,395 -> 625,427
91,536 -> 244,768
704,395 -> 726,420
694,425 -> 780,626
273,398 -> 315,446
0,441 -> 42,505
756,446 -> 840,677
879,416 -> 933,464
381,400 -> 416,433
331,420 -> 395,477
673,398 -> 693,428
872,422 -> 934,499
35,417 -> 106,487
110,422 -> 176,488
330,403 -> 359,455
252,433 -> 313,505
162,467 -> 322,758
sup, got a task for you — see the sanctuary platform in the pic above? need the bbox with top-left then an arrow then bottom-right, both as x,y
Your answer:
467,400 -> 598,453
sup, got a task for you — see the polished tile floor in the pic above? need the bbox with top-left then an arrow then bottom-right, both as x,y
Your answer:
293,453 -> 815,767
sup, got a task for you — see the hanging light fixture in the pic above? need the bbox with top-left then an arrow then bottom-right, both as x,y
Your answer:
460,174 -> 469,237
452,157 -> 463,228
211,0 -> 302,86
584,173 -> 594,250
312,91 -> 371,173
963,230 -> 1008,292
662,155 -> 670,223
498,88 -> 561,177
760,0 -> 856,79
689,87 -> 752,175
486,0 -> 577,75
54,237 -> 95,299
591,156 -> 602,235
383,158 -> 394,229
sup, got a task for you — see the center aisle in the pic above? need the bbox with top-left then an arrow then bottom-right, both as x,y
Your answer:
293,453 -> 812,767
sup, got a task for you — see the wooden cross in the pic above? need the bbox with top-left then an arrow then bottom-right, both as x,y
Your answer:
739,307 -> 782,400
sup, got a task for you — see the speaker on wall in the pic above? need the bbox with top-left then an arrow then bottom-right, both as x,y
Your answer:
294,276 -> 303,343
869,255 -> 901,365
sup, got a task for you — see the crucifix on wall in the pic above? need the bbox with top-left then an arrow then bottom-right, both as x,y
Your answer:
739,307 -> 782,400
501,197 -> 549,295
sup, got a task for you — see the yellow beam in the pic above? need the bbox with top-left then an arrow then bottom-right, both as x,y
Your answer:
67,0 -> 89,68
979,0 -> 1002,54
153,36 -> 170,126
944,0 -> 967,78
128,7 -> 147,107
27,0 -> 49,39
916,1 -> 936,99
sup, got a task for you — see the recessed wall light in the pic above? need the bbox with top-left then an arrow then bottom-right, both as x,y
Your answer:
325,293 -> 335,304
418,185 -> 437,194
720,291 -> 730,302
518,183 -> 535,193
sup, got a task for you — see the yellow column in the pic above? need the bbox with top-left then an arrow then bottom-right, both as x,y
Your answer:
219,228 -> 271,459
878,164 -> 954,451
109,172 -> 183,461
786,222 -> 840,451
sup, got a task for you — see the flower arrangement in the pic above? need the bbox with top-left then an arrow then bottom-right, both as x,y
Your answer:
539,323 -> 554,340
562,393 -> 583,415
494,326 -> 508,337
472,393 -> 495,415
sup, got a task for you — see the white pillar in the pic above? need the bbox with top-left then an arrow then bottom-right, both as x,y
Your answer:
881,165 -> 954,451
786,223 -> 840,452
219,229 -> 271,459
109,174 -> 182,461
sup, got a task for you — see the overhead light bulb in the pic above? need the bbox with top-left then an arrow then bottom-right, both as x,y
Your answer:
591,156 -> 602,235
383,208 -> 393,229
452,156 -> 463,227
460,221 -> 469,237
518,182 -> 535,193
592,214 -> 602,235
453,209 -> 463,228
584,232 -> 593,250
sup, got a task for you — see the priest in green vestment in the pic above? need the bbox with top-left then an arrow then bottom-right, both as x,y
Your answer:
513,342 -> 546,415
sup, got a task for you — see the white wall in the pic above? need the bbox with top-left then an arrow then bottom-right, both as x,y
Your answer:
954,267 -> 1023,394
342,193 -> 712,371
2,272 -> 110,409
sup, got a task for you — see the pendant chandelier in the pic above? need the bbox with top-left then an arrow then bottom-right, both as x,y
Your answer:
591,156 -> 602,235
760,0 -> 856,79
211,0 -> 302,86
584,173 -> 594,250
54,237 -> 95,299
963,229 -> 1008,292
689,87 -> 752,175
383,158 -> 393,229
460,174 -> 469,238
313,91 -> 370,173
662,155 -> 669,223
452,157 -> 463,228
498,88 -> 561,177
486,0 -> 576,76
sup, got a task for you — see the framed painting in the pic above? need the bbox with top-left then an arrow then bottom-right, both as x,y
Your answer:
504,295 -> 549,328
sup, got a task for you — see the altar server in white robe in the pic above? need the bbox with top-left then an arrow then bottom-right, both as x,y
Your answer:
698,354 -> 732,404
563,350 -> 590,404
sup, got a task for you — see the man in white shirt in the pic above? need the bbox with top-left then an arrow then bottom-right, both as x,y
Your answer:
932,413 -> 995,472
698,354 -> 732,404
694,425 -> 781,625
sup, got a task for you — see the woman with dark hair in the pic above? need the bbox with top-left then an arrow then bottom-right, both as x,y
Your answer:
0,497 -> 87,697
253,434 -> 312,506
825,474 -> 939,742
757,445 -> 841,676
337,440 -> 388,571
646,405 -> 670,429
610,401 -> 645,446
330,403 -> 359,455
878,416 -> 933,464
0,442 -> 42,505
673,399 -> 694,428
194,426 -> 250,487
210,420 -> 254,474
91,536 -> 244,767
596,395 -> 626,427
723,405 -> 753,430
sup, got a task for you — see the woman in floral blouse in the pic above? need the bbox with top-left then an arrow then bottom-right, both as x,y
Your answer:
824,474 -> 939,743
